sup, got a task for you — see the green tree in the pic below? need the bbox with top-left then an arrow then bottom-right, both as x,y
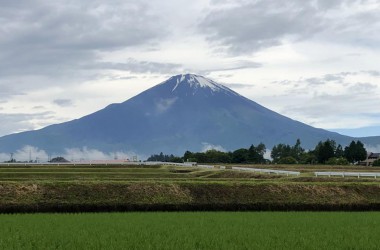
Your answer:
232,148 -> 249,163
147,153 -> 183,162
315,140 -> 335,164
344,141 -> 355,163
193,152 -> 207,163
292,139 -> 304,160
247,143 -> 266,163
204,150 -> 231,163
344,140 -> 367,163
335,144 -> 344,158
256,143 -> 266,157
271,144 -> 291,163
183,151 -> 193,161
271,139 -> 304,163
298,151 -> 317,164
170,157 -> 183,163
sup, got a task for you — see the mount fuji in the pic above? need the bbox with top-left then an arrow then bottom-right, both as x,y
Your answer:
0,74 -> 378,156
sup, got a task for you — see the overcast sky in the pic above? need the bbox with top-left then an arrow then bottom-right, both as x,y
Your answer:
1,0 -> 380,138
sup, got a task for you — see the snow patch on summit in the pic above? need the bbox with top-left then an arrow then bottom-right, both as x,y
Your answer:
188,75 -> 219,91
171,74 -> 238,96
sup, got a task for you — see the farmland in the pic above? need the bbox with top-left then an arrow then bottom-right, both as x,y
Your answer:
0,212 -> 379,250
1,164 -> 380,249
0,163 -> 379,181
0,163 -> 380,212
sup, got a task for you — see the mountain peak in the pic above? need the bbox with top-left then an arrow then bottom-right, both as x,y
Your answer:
0,72 -> 369,156
172,74 -> 220,91
161,74 -> 237,96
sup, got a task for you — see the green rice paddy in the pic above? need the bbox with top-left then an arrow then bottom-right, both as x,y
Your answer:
1,165 -> 379,249
0,212 -> 379,250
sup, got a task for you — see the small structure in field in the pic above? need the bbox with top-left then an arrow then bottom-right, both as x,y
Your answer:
362,152 -> 380,166
183,162 -> 197,166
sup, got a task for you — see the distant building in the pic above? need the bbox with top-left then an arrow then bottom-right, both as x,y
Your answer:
183,162 -> 197,166
362,152 -> 380,166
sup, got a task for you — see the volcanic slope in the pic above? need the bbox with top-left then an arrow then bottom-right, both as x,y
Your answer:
0,74 -> 377,155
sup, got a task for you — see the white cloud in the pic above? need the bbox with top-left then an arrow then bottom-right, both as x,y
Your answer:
243,70 -> 380,133
365,144 -> 380,154
201,142 -> 227,152
0,146 -> 145,162
62,147 -> 143,161
0,145 -> 48,162
0,0 -> 379,139
0,112 -> 56,136
155,97 -> 178,113
53,99 -> 74,107
264,150 -> 272,161
200,0 -> 380,54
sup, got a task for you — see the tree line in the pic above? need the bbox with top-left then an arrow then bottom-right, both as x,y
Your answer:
271,139 -> 367,165
146,153 -> 183,163
147,139 -> 369,165
147,143 -> 267,164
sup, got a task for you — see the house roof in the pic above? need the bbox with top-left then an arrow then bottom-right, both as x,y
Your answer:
369,152 -> 380,158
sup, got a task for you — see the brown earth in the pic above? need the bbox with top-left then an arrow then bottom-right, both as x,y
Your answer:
1,181 -> 380,212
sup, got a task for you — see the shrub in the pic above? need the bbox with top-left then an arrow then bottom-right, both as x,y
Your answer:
278,156 -> 297,164
325,157 -> 349,165
373,159 -> 380,167
49,157 -> 69,163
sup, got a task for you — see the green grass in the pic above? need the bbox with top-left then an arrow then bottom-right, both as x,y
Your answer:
1,165 -> 377,182
0,166 -> 219,181
0,212 -> 379,250
0,164 -> 379,182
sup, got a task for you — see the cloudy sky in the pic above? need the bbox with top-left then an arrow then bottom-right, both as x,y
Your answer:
1,0 -> 380,138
